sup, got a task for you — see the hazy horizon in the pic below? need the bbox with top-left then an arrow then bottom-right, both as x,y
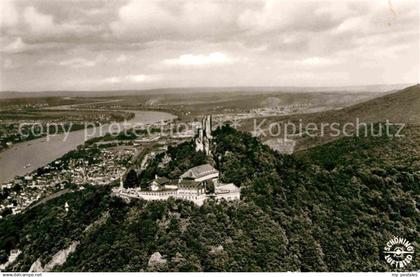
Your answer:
0,83 -> 414,100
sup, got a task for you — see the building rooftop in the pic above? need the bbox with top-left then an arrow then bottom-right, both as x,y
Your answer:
151,176 -> 170,186
178,179 -> 203,189
215,183 -> 240,193
180,164 -> 218,180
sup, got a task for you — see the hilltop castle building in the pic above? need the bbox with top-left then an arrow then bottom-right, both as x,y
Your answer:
114,164 -> 240,206
113,115 -> 240,206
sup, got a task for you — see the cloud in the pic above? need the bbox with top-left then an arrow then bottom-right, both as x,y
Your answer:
1,37 -> 29,53
110,0 -> 238,42
37,54 -> 106,68
116,54 -> 127,63
23,6 -> 55,34
163,52 -> 235,66
104,74 -> 160,83
0,0 -> 18,29
59,58 -> 96,68
298,57 -> 338,67
127,74 -> 158,82
0,0 -> 418,91
3,0 -> 417,54
237,0 -> 347,34
21,6 -> 101,43
2,58 -> 18,69
110,0 -> 173,39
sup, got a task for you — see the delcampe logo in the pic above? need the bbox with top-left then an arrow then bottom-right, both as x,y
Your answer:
384,236 -> 415,268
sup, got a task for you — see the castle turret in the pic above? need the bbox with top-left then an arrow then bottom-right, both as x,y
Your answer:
195,115 -> 212,155
119,175 -> 124,189
205,115 -> 212,139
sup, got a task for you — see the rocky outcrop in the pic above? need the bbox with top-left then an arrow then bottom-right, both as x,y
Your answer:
148,252 -> 167,267
0,249 -> 21,271
44,241 -> 79,271
30,241 -> 79,272
29,258 -> 43,272
209,245 -> 224,254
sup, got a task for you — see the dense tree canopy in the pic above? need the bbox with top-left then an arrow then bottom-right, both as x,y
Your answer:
124,169 -> 139,189
0,125 -> 418,272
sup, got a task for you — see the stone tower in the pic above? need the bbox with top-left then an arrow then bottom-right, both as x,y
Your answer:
195,115 -> 212,155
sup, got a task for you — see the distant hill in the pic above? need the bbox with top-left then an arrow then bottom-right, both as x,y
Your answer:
240,84 -> 420,150
0,84 -> 412,99
340,84 -> 420,124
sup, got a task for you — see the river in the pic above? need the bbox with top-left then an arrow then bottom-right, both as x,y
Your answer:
0,110 -> 176,183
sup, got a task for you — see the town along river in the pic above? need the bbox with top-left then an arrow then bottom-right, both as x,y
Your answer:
0,110 -> 176,183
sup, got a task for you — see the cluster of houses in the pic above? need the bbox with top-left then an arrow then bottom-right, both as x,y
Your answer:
114,163 -> 240,206
0,147 -> 135,217
67,147 -> 135,185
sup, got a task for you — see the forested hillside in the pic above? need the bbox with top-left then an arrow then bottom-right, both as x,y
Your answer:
0,124 -> 418,271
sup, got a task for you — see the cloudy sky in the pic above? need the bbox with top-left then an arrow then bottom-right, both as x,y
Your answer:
0,0 -> 419,91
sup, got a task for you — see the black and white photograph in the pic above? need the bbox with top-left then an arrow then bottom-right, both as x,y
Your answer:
0,0 -> 419,275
